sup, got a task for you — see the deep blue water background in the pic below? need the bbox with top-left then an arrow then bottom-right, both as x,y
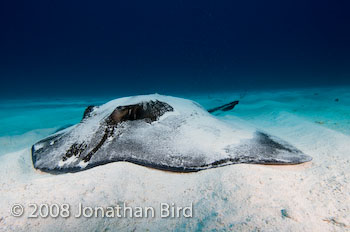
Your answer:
0,0 -> 350,98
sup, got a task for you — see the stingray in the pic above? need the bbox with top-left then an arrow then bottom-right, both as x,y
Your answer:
31,94 -> 312,173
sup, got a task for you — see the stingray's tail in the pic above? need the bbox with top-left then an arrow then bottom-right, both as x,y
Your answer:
207,100 -> 239,113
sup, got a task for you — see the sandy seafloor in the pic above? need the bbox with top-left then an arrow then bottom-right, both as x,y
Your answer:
0,87 -> 350,231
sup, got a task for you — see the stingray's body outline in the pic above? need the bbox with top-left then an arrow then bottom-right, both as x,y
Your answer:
31,95 -> 312,174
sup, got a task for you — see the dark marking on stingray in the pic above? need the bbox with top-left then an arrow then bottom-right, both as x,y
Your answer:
82,105 -> 97,120
79,100 -> 174,162
110,100 -> 173,123
62,143 -> 87,161
81,125 -> 114,162
256,132 -> 294,153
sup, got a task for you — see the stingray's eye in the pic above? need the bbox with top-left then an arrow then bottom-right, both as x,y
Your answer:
110,101 -> 174,123
111,108 -> 129,123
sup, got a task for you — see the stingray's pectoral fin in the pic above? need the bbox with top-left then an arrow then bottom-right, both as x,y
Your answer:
219,131 -> 312,166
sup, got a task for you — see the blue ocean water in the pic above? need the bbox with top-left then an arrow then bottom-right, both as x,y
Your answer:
0,1 -> 350,154
0,0 -> 350,99
0,97 -> 108,155
1,87 -> 349,156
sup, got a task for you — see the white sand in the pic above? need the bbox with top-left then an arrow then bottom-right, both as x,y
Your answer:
1,88 -> 350,231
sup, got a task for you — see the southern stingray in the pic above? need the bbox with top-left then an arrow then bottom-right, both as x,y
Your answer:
31,94 -> 312,173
